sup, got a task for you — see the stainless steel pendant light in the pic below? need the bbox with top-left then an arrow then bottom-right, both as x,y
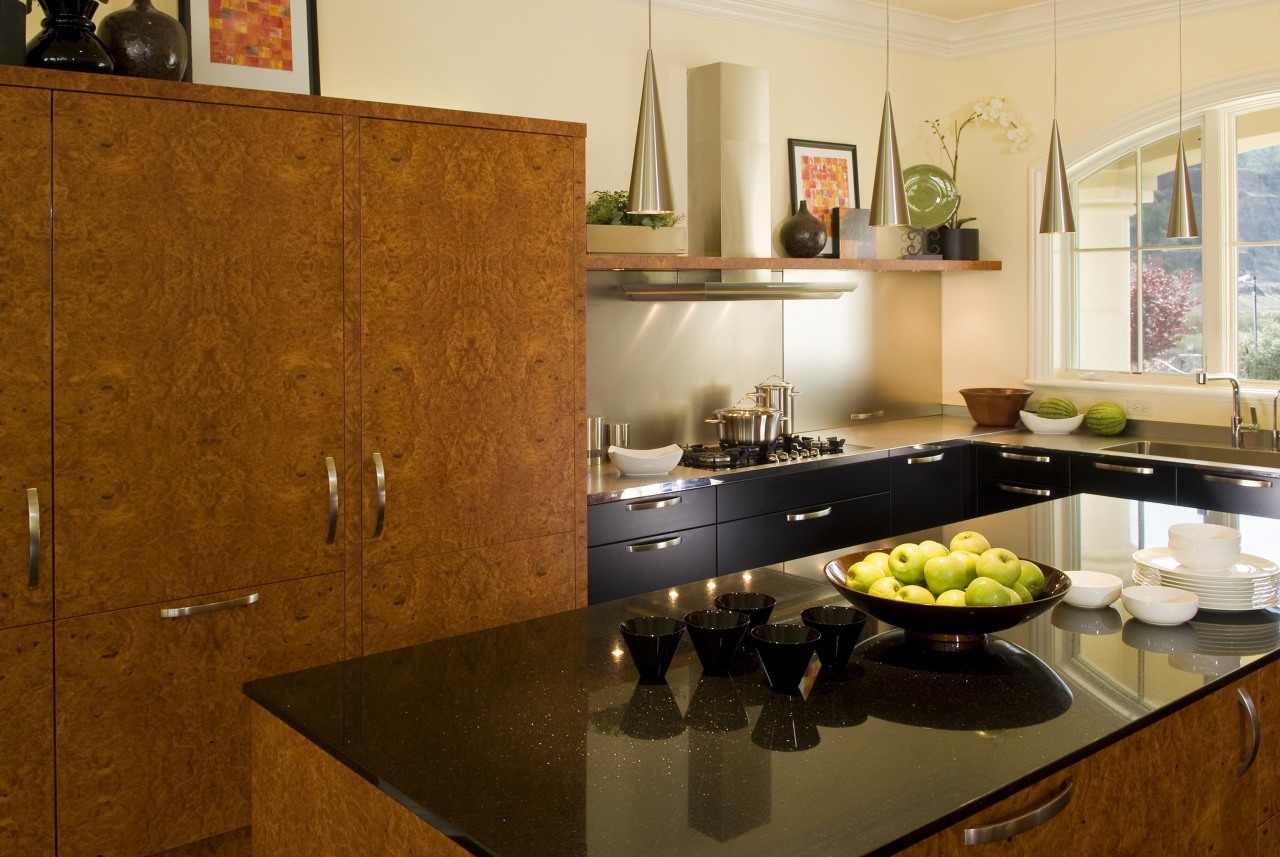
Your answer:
1166,0 -> 1198,238
626,0 -> 674,214
1039,0 -> 1076,233
868,0 -> 908,227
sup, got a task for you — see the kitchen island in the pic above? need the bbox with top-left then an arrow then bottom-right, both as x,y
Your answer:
246,493 -> 1280,856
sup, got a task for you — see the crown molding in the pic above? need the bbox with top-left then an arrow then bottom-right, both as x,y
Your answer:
626,0 -> 1274,59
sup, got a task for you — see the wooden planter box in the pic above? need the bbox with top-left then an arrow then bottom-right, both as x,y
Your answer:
586,224 -> 687,255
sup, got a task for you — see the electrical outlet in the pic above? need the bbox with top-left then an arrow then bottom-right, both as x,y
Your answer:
1128,400 -> 1153,417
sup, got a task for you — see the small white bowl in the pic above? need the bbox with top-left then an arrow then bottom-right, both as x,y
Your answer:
1121,585 -> 1199,626
1062,571 -> 1123,608
607,444 -> 683,477
1019,410 -> 1085,435
1168,522 -> 1241,570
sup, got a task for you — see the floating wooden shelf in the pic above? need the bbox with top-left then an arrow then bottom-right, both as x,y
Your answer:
584,254 -> 1003,272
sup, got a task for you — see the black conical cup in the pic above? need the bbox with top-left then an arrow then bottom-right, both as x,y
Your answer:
684,609 -> 751,675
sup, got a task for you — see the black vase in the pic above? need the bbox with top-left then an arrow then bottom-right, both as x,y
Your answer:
98,0 -> 188,80
938,227 -> 980,261
26,0 -> 114,74
780,200 -> 828,258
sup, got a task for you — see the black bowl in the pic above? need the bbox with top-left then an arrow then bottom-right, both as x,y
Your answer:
713,592 -> 776,650
800,604 -> 867,671
824,550 -> 1072,651
750,623 -> 820,692
619,616 -> 686,683
684,609 -> 751,675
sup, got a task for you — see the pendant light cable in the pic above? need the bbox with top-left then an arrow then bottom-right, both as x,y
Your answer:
1039,0 -> 1076,233
869,0 -> 908,226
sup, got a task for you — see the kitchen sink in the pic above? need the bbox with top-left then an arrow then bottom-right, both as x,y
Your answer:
1102,440 -> 1280,470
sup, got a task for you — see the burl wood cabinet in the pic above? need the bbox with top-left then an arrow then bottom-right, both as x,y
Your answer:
0,63 -> 585,857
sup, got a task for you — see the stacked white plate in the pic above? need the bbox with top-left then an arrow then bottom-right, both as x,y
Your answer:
1132,547 -> 1280,612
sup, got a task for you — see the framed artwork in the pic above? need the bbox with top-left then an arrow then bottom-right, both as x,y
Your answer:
787,139 -> 860,257
179,0 -> 320,95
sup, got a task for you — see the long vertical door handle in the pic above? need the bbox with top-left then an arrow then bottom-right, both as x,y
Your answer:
372,452 -> 386,537
325,456 -> 338,544
1238,687 -> 1261,776
26,488 -> 40,590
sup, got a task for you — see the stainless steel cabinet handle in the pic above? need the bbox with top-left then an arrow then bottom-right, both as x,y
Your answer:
787,506 -> 833,522
964,777 -> 1074,845
1093,461 -> 1154,475
372,452 -> 387,537
1203,473 -> 1272,489
999,484 -> 1052,497
626,535 -> 682,553
325,456 -> 338,545
849,410 -> 885,420
26,488 -> 40,591
626,496 -> 682,512
1239,687 -> 1261,776
906,453 -> 945,465
160,592 -> 260,619
1000,451 -> 1052,463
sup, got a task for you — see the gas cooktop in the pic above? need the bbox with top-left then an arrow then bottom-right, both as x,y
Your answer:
680,436 -> 850,471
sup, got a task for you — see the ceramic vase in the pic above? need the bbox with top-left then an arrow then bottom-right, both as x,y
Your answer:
25,0 -> 114,74
938,227 -> 980,261
779,200 -> 828,258
98,0 -> 188,80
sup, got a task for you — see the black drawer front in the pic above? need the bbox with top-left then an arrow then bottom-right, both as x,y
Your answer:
587,524 -> 717,605
588,486 -> 717,547
976,479 -> 1073,515
716,458 -> 890,523
890,445 -> 970,535
1177,468 -> 1280,519
1072,455 -> 1177,503
974,444 -> 1072,489
715,493 -> 891,575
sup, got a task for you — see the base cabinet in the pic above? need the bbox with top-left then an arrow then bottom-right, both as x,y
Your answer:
889,443 -> 970,534
0,624 -> 54,856
974,445 -> 1074,515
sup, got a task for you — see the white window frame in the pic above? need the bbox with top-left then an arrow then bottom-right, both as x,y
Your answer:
1027,69 -> 1280,401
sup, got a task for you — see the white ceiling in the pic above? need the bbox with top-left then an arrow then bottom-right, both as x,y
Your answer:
887,0 -> 1041,20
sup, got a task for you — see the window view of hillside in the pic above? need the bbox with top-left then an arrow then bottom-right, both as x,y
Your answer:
1237,107 -> 1280,381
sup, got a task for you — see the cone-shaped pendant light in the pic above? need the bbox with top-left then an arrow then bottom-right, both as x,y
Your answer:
868,1 -> 907,227
627,0 -> 673,214
1039,0 -> 1076,233
1166,0 -> 1198,238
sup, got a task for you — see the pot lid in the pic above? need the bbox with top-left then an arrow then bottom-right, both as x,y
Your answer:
714,393 -> 781,418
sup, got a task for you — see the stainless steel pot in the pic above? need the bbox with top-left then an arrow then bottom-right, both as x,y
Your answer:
706,399 -> 783,445
753,376 -> 800,434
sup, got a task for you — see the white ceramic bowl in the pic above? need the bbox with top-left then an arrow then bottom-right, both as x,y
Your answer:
1018,410 -> 1085,435
607,444 -> 683,477
1168,522 -> 1241,570
1121,585 -> 1199,626
1062,571 -> 1123,608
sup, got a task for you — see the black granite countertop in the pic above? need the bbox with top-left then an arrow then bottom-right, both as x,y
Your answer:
246,493 -> 1280,857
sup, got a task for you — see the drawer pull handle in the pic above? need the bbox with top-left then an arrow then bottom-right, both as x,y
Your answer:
787,506 -> 832,522
849,410 -> 885,420
1203,473 -> 1272,489
906,453 -> 944,465
372,452 -> 387,537
1239,687 -> 1261,776
325,456 -> 339,545
1093,462 -> 1154,475
160,592 -> 260,619
26,488 -> 40,591
626,496 -> 682,512
1000,451 -> 1051,463
626,536 -> 682,553
999,484 -> 1052,497
964,776 -> 1074,845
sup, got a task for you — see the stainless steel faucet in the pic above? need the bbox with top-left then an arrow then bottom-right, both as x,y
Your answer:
1196,371 -> 1256,448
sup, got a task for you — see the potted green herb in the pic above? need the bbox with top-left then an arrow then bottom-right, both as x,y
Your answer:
586,189 -> 687,255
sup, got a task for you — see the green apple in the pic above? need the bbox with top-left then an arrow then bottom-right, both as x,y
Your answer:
936,589 -> 968,607
1017,560 -> 1046,599
1003,585 -> 1024,605
976,547 -> 1022,587
895,584 -> 936,605
1011,581 -> 1033,604
868,577 -> 903,599
919,539 -> 949,561
923,554 -> 968,597
949,550 -> 980,585
888,543 -> 927,585
950,530 -> 992,555
965,576 -> 1013,607
863,550 -> 892,572
849,560 -> 888,593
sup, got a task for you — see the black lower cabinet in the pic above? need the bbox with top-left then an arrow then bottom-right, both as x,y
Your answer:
889,442 -> 971,534
587,524 -> 718,604
976,479 -> 1074,515
1178,467 -> 1280,518
1072,455 -> 1177,503
715,493 -> 891,574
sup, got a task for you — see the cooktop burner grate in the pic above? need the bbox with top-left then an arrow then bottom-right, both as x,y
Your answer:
680,436 -> 847,470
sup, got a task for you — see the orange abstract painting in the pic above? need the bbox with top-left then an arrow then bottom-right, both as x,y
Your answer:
207,0 -> 294,71
798,155 -> 852,226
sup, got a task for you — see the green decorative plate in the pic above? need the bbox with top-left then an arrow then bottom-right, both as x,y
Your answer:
903,163 -> 960,229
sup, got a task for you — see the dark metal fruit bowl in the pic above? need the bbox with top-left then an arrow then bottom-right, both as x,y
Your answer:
824,549 -> 1072,651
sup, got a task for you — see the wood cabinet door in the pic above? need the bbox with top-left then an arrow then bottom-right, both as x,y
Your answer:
0,86 -> 53,630
358,118 -> 578,568
54,572 -> 344,857
0,623 -> 54,856
51,93 -> 345,617
1252,662 -> 1280,830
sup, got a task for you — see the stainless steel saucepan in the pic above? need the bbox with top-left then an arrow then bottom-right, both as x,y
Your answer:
706,396 -> 783,445
753,375 -> 800,434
